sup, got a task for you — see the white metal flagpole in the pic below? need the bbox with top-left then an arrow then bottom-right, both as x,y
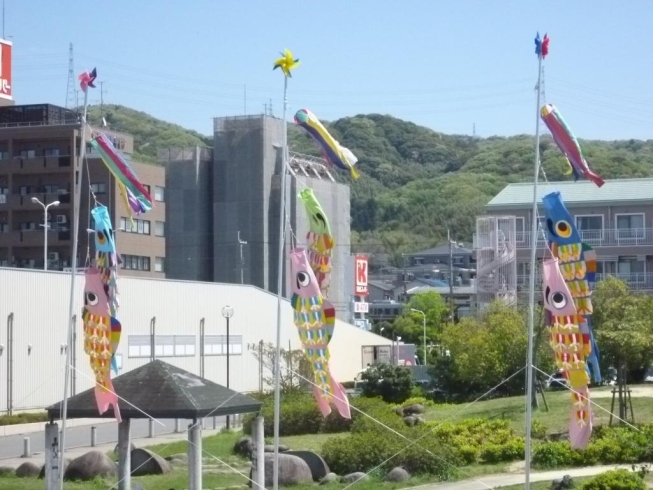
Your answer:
525,41 -> 544,490
272,73 -> 289,490
59,84 -> 90,488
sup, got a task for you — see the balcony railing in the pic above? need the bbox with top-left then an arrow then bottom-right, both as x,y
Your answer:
516,273 -> 653,291
474,228 -> 653,249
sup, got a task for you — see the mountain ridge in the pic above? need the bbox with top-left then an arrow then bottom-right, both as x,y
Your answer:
84,104 -> 653,261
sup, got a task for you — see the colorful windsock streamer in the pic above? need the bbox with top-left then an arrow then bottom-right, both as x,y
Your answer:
289,248 -> 351,419
542,191 -> 600,449
294,109 -> 359,180
541,104 -> 605,188
82,266 -> 122,422
89,133 -> 153,219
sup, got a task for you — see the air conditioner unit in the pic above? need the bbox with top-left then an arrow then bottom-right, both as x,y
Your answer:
56,215 -> 67,224
48,252 -> 59,261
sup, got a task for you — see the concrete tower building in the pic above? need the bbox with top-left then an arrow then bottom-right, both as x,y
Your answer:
162,114 -> 352,320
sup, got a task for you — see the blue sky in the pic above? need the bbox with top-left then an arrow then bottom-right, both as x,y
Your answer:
8,1 -> 653,139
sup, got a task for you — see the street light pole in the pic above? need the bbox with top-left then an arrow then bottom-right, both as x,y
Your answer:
31,197 -> 60,270
411,309 -> 427,366
221,305 -> 234,430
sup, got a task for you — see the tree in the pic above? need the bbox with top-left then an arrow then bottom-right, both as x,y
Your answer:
392,292 -> 448,351
248,341 -> 313,395
429,301 -> 555,401
591,277 -> 653,421
361,363 -> 415,404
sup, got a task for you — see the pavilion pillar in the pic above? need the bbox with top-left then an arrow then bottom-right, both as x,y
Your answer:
251,415 -> 265,489
44,422 -> 60,490
188,418 -> 202,490
117,419 -> 132,490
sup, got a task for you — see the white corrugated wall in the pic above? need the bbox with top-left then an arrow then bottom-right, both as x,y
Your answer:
0,268 -> 391,413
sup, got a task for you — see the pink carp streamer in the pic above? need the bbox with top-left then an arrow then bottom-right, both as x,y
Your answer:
289,248 -> 350,418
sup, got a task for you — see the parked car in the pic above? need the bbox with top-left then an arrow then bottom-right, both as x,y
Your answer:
544,369 -> 569,391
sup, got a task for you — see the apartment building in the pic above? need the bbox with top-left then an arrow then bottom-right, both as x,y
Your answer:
475,178 -> 653,295
0,103 -> 166,277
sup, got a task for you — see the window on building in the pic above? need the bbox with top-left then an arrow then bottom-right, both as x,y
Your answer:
452,255 -> 464,265
515,217 -> 525,242
90,183 -> 107,194
121,254 -> 151,271
127,335 -> 151,358
122,218 -> 150,235
143,184 -> 151,195
0,223 -> 8,233
154,186 -> 165,202
19,149 -> 36,158
174,335 -> 196,356
412,257 -> 424,265
155,221 -> 165,237
617,257 -> 644,275
616,214 -> 645,239
0,151 -> 10,160
204,335 -> 243,356
575,215 -> 603,231
155,256 -> 165,273
44,148 -> 60,157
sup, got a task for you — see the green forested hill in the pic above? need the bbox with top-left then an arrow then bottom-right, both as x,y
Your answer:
84,104 -> 653,258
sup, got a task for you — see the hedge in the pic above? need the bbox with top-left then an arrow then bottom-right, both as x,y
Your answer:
581,469 -> 646,490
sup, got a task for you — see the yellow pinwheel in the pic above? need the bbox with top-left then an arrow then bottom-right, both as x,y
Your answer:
273,48 -> 300,77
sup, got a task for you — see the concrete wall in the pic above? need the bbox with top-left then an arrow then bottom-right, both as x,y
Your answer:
213,116 -> 284,290
160,147 -> 213,281
0,268 -> 391,413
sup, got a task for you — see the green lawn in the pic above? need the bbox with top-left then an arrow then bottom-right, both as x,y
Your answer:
424,389 -> 653,435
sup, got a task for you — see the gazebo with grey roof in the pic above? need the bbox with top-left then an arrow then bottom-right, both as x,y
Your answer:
45,359 -> 262,490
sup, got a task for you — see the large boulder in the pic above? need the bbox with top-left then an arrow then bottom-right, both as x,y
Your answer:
341,472 -> 368,484
130,448 -> 171,476
15,462 -> 40,478
38,459 -> 72,479
164,453 -> 188,467
64,450 -> 118,481
403,403 -> 425,415
319,472 -> 339,485
403,415 -> 418,427
285,450 -> 330,481
263,453 -> 312,487
114,442 -> 136,455
385,466 -> 410,482
264,444 -> 290,453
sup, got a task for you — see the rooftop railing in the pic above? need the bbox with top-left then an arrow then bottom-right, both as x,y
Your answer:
474,228 -> 653,249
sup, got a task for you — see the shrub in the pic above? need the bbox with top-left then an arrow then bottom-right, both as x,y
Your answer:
479,438 -> 525,463
396,396 -> 436,409
532,442 -> 575,469
581,469 -> 646,490
0,412 -> 49,426
242,393 -> 322,437
531,419 -> 547,439
361,364 -> 415,404
321,429 -> 456,479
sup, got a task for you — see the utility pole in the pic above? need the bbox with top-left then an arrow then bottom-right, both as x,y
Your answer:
448,229 -> 455,323
99,81 -> 107,119
65,43 -> 75,110
238,231 -> 247,284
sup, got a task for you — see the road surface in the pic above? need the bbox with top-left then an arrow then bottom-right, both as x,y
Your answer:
0,416 -> 226,459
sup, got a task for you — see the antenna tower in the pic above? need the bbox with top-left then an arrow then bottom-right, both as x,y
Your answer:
65,43 -> 76,110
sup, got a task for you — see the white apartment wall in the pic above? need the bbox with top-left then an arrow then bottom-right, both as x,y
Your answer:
0,268 -> 391,413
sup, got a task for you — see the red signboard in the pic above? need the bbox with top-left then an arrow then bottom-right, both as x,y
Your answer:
0,39 -> 12,100
354,255 -> 368,296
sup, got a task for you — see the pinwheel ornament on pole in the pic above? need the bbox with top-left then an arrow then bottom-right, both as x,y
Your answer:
271,48 -> 299,490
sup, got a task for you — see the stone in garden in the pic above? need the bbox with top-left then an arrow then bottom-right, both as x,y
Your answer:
341,472 -> 369,483
319,472 -> 339,485
131,448 -> 171,476
38,459 -> 72,479
263,452 -> 312,486
233,435 -> 254,458
264,444 -> 290,452
403,415 -> 417,426
551,475 -> 574,490
403,403 -> 425,415
15,462 -> 40,478
165,452 -> 188,466
114,442 -> 136,454
64,450 -> 118,481
285,450 -> 330,481
394,406 -> 405,416
385,466 -> 410,482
